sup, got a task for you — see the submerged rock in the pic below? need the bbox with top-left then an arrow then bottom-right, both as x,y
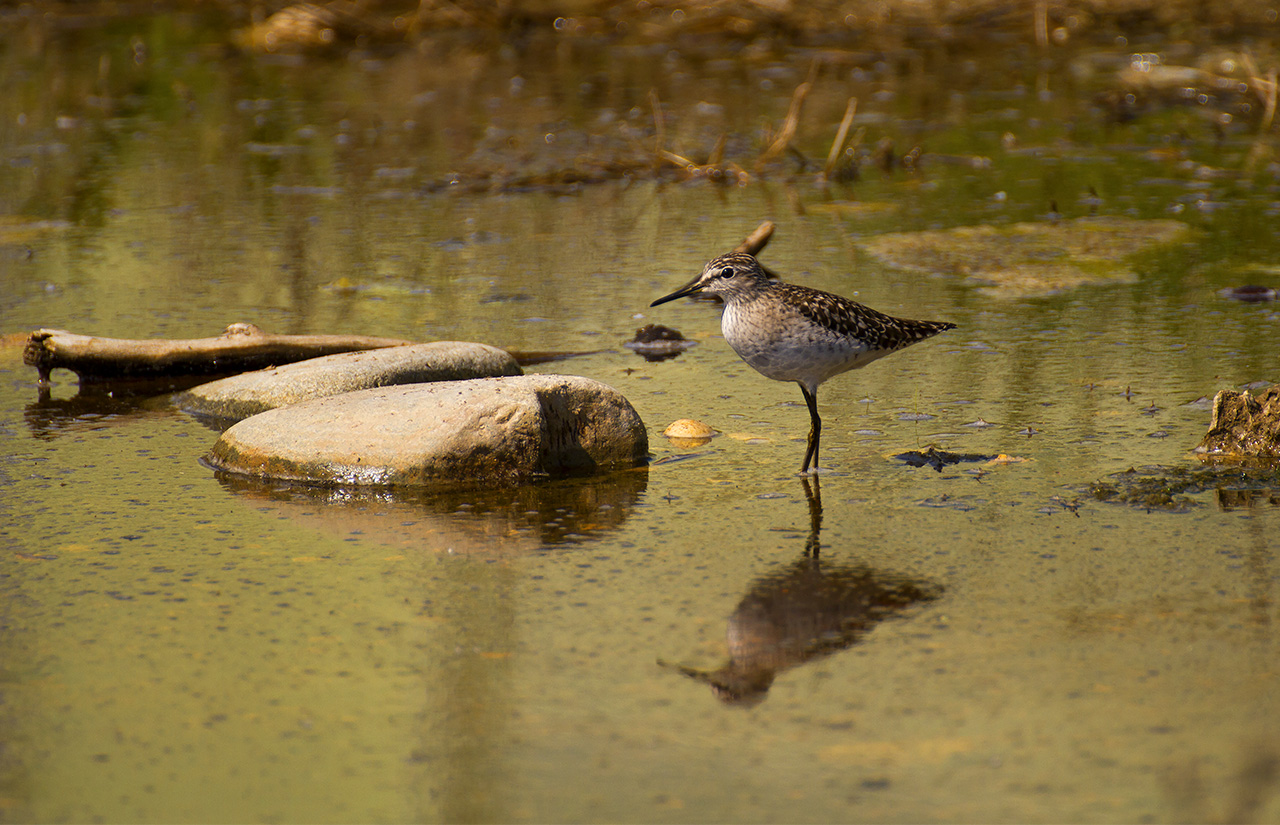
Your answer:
1195,385 -> 1280,459
174,341 -> 521,422
205,374 -> 649,487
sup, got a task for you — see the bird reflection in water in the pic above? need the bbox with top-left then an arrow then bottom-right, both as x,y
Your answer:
661,478 -> 942,707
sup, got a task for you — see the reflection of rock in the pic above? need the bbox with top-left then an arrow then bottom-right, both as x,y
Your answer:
1196,386 -> 1280,459
1215,488 -> 1280,510
623,324 -> 697,362
206,375 -> 649,487
173,342 -> 521,423
215,467 -> 648,553
666,558 -> 942,707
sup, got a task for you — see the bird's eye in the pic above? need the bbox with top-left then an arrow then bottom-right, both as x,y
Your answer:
718,266 -> 734,279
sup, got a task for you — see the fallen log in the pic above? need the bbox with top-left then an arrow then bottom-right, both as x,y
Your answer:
24,323 -> 414,386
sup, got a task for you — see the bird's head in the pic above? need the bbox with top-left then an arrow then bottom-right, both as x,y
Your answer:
650,252 -> 770,307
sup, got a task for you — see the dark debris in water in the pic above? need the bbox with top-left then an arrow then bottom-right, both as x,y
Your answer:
1219,285 -> 1277,302
631,323 -> 687,344
893,447 -> 995,472
1087,464 -> 1280,512
624,324 -> 698,362
479,292 -> 532,304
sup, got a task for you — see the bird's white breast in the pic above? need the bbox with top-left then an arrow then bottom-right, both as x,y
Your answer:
721,300 -> 880,387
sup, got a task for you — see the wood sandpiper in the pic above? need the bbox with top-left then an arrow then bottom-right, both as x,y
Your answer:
651,251 -> 955,473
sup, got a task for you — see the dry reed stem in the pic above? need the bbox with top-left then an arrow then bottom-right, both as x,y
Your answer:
708,133 -> 727,166
649,88 -> 665,166
1034,0 -> 1048,47
1260,69 -> 1278,132
823,97 -> 858,179
657,149 -> 696,168
756,63 -> 819,171
1238,51 -> 1277,132
756,81 -> 810,170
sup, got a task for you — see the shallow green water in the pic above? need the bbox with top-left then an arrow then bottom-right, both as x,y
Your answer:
2,10 -> 1280,823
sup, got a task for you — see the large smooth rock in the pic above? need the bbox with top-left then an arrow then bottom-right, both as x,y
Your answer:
173,341 -> 521,421
1195,385 -> 1280,459
205,374 -> 649,486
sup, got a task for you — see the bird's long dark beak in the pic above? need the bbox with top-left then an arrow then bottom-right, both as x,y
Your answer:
650,276 -> 704,307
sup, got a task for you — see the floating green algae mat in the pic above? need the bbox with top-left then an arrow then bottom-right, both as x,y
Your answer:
1088,464 -> 1280,513
860,217 -> 1192,298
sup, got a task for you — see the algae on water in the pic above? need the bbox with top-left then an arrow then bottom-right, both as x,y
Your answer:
860,217 -> 1191,298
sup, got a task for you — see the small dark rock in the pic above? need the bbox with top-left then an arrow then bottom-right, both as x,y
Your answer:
624,324 -> 698,362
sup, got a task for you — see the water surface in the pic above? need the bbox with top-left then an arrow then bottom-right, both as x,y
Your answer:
2,11 -> 1279,823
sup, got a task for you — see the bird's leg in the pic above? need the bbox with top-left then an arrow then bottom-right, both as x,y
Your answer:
799,384 -> 821,473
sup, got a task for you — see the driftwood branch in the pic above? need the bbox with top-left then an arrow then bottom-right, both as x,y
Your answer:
24,323 -> 414,386
734,221 -> 775,256
756,80 -> 811,171
649,87 -> 666,168
756,62 -> 819,172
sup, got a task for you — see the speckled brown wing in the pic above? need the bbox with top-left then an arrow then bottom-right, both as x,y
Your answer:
783,283 -> 956,350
